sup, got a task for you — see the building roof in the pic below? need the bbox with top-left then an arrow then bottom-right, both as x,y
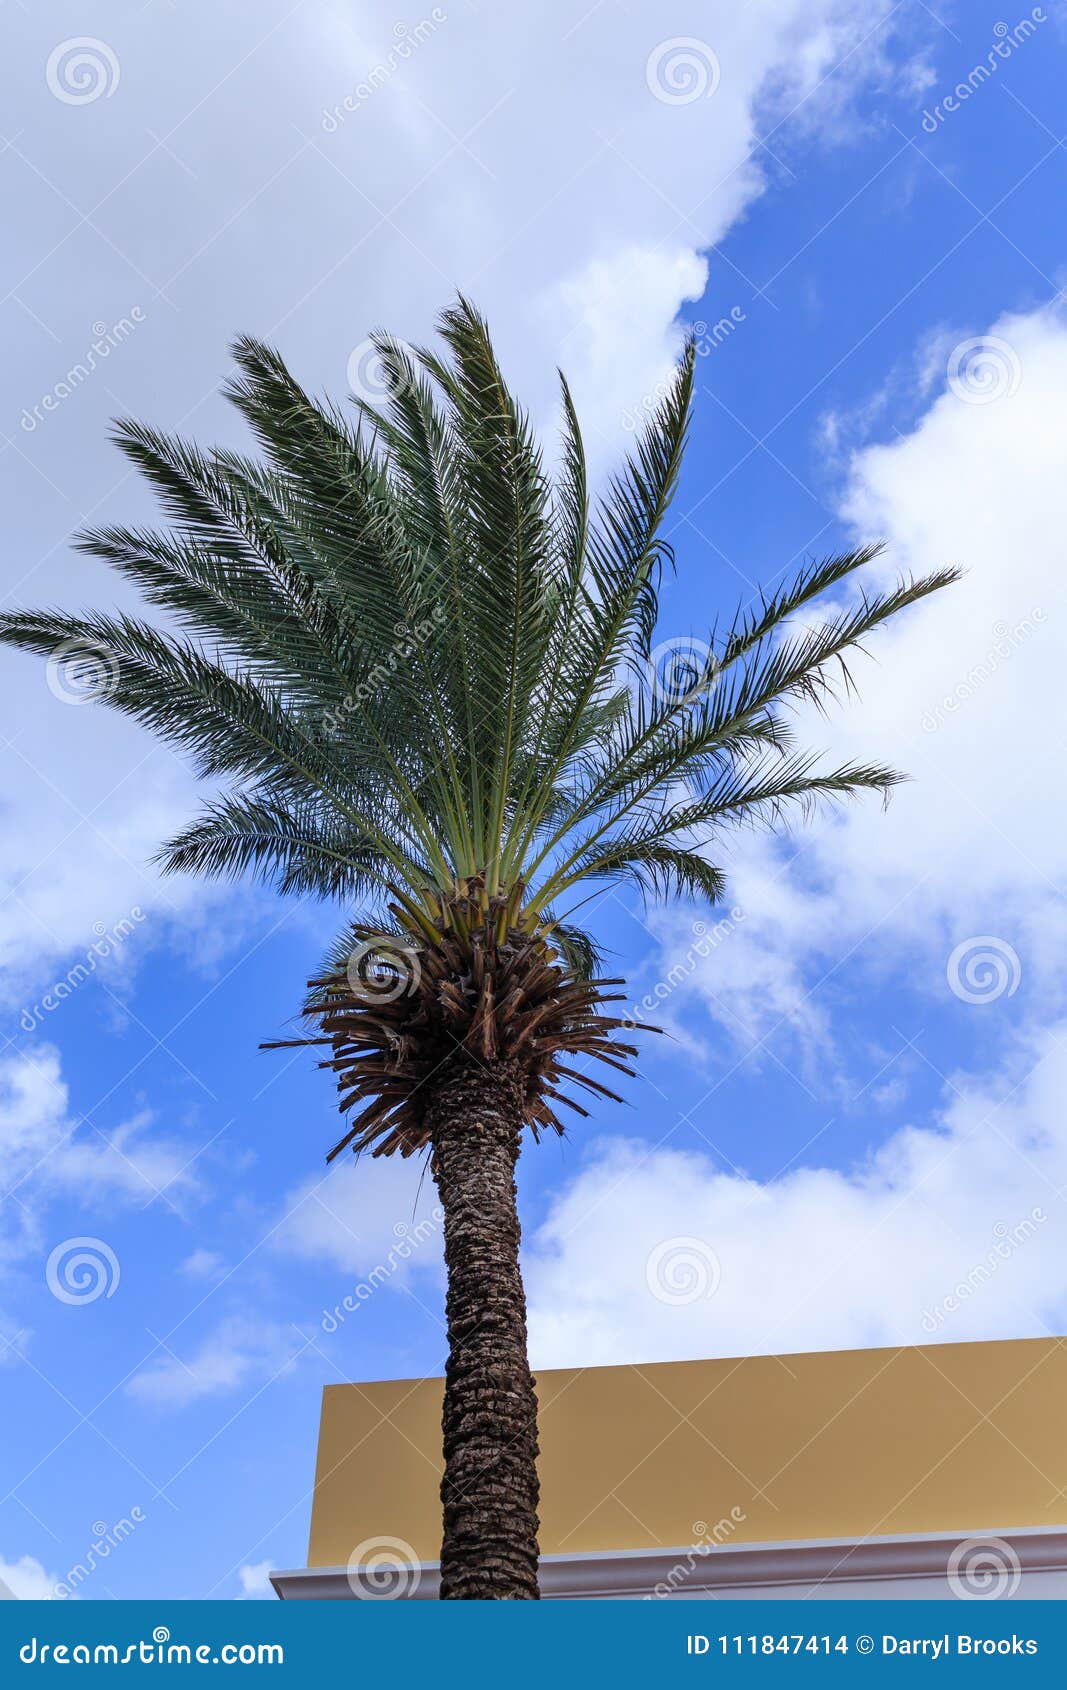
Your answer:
307,1335 -> 1065,1567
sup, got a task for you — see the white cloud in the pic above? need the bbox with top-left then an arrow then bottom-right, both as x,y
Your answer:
1,0 -> 912,995
0,700 -> 216,1001
528,303 -> 1067,1364
126,1315 -> 301,1409
0,1553 -> 60,1600
0,1047 -> 198,1344
237,1560 -> 275,1599
527,1020 -> 1067,1367
0,1041 -> 199,1216
276,1156 -> 443,1280
0,1045 -> 70,1184
536,246 -> 709,449
635,301 -> 1067,1056
180,1248 -> 226,1279
0,1046 -> 198,1219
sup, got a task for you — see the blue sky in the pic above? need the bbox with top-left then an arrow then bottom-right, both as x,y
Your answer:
2,0 -> 1066,1601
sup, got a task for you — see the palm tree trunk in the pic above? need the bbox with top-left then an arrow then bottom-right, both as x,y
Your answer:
428,1056 -> 540,1599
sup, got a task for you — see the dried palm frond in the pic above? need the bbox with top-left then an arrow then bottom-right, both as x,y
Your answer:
263,876 -> 659,1158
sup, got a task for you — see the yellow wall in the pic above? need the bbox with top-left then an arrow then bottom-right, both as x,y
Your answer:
308,1337 -> 1066,1566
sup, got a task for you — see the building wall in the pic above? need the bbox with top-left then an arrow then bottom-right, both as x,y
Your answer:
305,1336 -> 1067,1570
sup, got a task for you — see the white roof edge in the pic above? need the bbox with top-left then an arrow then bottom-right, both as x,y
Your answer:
271,1524 -> 1067,1600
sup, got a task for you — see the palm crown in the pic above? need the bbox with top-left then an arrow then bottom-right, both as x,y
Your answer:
0,300 -> 955,1159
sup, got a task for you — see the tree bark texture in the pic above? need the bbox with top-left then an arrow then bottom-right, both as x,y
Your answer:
429,1056 -> 541,1599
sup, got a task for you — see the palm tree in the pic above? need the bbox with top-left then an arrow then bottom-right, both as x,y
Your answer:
0,300 -> 956,1599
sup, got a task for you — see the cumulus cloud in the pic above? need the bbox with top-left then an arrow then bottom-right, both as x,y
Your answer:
1,0 -> 914,994
527,1019 -> 1067,1366
525,301 -> 1067,1366
0,1043 -> 199,1353
828,305 -> 1066,937
126,1315 -> 302,1409
632,301 -> 1067,1058
0,1553 -> 61,1600
0,690 -> 228,1007
275,1155 -> 443,1280
0,1045 -> 197,1223
307,0 -> 905,442
237,1560 -> 275,1599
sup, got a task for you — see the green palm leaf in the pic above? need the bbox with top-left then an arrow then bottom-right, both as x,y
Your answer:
0,297 -> 958,1036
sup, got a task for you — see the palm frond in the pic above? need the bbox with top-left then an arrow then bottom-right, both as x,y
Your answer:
0,298 -> 960,1157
